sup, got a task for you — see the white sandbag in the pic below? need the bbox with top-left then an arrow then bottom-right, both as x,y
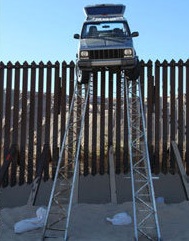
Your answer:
106,212 -> 132,225
14,207 -> 47,233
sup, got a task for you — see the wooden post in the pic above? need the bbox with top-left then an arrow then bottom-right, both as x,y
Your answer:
171,141 -> 189,200
27,145 -> 51,206
0,145 -> 18,186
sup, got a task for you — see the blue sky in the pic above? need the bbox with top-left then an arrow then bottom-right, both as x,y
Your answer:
1,0 -> 189,64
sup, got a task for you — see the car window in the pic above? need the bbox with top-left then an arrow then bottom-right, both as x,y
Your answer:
81,21 -> 130,39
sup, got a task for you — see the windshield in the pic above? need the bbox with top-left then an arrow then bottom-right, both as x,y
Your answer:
81,21 -> 130,39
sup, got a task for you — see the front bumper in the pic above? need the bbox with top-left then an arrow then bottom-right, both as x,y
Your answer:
77,57 -> 138,71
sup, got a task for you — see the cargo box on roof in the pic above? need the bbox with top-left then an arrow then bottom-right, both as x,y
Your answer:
84,4 -> 126,18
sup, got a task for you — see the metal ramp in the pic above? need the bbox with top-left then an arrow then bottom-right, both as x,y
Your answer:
41,69 -> 162,241
123,73 -> 162,241
41,74 -> 93,241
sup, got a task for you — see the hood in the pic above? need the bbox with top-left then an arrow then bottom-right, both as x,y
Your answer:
79,37 -> 133,50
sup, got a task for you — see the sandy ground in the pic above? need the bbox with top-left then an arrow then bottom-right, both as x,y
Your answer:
1,201 -> 189,241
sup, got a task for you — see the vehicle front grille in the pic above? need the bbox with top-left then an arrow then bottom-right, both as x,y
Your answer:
89,49 -> 124,60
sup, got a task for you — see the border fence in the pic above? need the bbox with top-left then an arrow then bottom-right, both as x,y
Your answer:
0,59 -> 189,187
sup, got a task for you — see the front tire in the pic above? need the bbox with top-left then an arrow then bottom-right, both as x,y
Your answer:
126,60 -> 140,80
77,69 -> 90,84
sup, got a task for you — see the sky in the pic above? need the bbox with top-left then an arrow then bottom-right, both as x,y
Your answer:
1,0 -> 189,64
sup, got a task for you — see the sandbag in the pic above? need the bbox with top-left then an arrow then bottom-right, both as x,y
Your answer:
106,212 -> 132,225
14,207 -> 47,233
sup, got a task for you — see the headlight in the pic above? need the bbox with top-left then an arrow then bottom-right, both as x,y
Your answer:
124,48 -> 133,57
80,51 -> 89,59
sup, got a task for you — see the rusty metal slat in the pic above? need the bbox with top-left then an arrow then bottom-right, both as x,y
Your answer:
100,70 -> 105,174
43,63 -> 52,180
52,61 -> 60,176
44,62 -> 52,145
108,71 -> 113,148
67,62 -> 75,176
170,60 -> 176,173
36,62 -> 44,169
60,61 -> 67,142
115,71 -> 121,174
140,60 -> 145,104
12,62 -> 20,145
92,72 -> 97,175
0,62 -> 5,165
154,60 -> 160,173
27,62 -> 36,183
123,75 -> 129,173
3,62 -> 13,186
19,62 -> 29,185
146,60 -> 154,171
178,60 -> 184,159
59,61 -> 67,177
83,91 -> 89,175
185,60 -> 189,174
162,60 -> 168,173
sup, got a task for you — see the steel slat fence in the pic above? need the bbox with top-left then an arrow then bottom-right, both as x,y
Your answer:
0,59 -> 189,187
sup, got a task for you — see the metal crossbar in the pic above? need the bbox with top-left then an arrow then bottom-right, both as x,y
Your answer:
41,74 -> 93,241
123,73 -> 162,241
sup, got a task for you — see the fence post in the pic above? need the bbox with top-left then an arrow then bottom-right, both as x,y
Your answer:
115,71 -> 121,174
52,61 -> 60,177
108,71 -> 113,152
146,60 -> 154,171
185,59 -> 189,174
100,70 -> 105,174
60,61 -> 67,146
83,84 -> 90,176
92,71 -> 98,175
178,59 -> 184,159
12,61 -> 20,145
27,61 -> 36,183
154,60 -> 160,173
36,61 -> 44,167
170,59 -> 176,173
162,60 -> 168,173
19,61 -> 28,185
0,62 -> 4,165
3,61 -> 13,185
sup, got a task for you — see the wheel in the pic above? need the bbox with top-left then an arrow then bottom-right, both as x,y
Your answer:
77,69 -> 90,84
126,60 -> 140,80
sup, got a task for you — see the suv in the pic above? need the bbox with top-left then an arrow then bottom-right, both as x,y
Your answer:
74,4 -> 140,84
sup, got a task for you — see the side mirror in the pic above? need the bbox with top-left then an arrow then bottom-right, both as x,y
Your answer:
131,31 -> 139,37
74,34 -> 80,39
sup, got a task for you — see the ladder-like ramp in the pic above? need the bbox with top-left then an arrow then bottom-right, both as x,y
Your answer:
41,75 -> 93,240
41,71 -> 162,241
124,74 -> 162,241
